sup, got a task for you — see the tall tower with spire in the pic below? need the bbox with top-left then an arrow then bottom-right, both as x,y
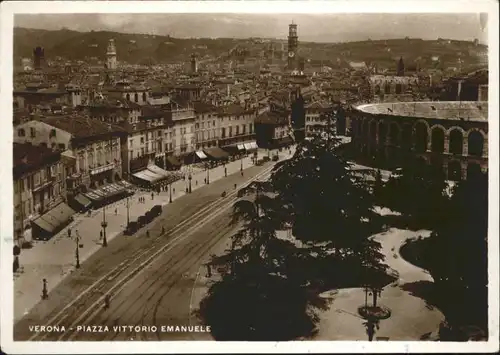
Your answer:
287,21 -> 299,70
106,39 -> 117,70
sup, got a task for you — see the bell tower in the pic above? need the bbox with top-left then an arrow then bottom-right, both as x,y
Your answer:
106,39 -> 117,70
287,21 -> 298,70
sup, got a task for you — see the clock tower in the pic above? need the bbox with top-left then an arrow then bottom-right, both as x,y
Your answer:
287,21 -> 298,70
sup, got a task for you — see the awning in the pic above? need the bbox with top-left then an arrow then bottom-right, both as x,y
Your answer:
148,164 -> 170,177
195,151 -> 208,160
249,142 -> 258,149
237,144 -> 245,151
203,147 -> 230,160
85,191 -> 104,201
133,170 -> 155,182
32,202 -> 75,234
74,194 -> 92,208
166,155 -> 182,167
133,169 -> 163,183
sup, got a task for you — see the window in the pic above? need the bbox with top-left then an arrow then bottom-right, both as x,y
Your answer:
126,93 -> 130,101
30,127 -> 36,138
142,92 -> 147,102
134,93 -> 139,102
213,120 -> 216,127
50,129 -> 57,137
140,137 -> 144,144
17,128 -> 25,137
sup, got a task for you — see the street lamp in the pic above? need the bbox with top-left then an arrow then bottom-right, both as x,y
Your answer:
41,278 -> 48,300
206,163 -> 210,184
169,183 -> 173,203
75,232 -> 80,269
101,205 -> 108,247
224,163 -> 227,177
240,156 -> 244,175
188,173 -> 192,193
126,196 -> 130,226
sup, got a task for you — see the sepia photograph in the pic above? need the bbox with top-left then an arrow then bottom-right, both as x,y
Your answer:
0,1 -> 498,354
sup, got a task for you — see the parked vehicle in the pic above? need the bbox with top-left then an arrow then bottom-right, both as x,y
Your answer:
262,156 -> 271,162
125,221 -> 139,235
144,211 -> 155,223
151,205 -> 162,217
137,215 -> 147,227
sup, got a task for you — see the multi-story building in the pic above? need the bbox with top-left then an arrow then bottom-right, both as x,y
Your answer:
305,100 -> 331,137
13,143 -> 67,242
14,83 -> 83,111
106,81 -> 151,106
254,109 -> 292,149
14,114 -> 127,197
217,103 -> 257,148
193,101 -> 219,149
163,102 -> 197,158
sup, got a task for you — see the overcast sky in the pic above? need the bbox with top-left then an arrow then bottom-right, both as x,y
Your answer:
15,13 -> 487,43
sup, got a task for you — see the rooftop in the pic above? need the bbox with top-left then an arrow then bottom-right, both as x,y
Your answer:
36,115 -> 127,139
13,143 -> 61,178
355,101 -> 488,122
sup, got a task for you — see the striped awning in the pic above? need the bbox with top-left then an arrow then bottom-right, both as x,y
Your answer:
237,144 -> 245,151
32,202 -> 75,234
195,151 -> 208,160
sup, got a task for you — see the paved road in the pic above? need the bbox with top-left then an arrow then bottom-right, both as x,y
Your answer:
14,160 -> 276,341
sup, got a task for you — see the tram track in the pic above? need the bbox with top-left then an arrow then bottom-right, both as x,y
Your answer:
27,164 -> 274,341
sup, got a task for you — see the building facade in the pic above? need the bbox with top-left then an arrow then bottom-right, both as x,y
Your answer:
13,143 -> 66,243
14,115 -> 126,196
352,101 -> 488,180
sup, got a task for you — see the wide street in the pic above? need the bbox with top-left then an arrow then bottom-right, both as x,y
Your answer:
14,150 -> 283,341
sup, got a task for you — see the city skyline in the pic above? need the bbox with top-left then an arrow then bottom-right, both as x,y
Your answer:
15,13 -> 487,43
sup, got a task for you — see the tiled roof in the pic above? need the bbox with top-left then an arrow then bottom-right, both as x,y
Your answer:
36,115 -> 127,139
13,143 -> 61,178
255,110 -> 288,125
193,101 -> 218,114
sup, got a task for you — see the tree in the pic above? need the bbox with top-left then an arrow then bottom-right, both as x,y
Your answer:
422,172 -> 488,336
198,194 -> 328,340
382,159 -> 449,228
198,110 -> 388,340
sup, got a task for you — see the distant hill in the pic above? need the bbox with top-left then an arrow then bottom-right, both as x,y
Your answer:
14,27 -> 487,69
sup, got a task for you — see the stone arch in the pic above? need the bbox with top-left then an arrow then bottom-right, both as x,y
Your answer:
362,118 -> 370,139
401,123 -> 413,149
447,160 -> 462,181
384,82 -> 391,94
389,122 -> 401,146
467,130 -> 485,157
395,83 -> 402,94
369,120 -> 378,143
126,93 -> 130,101
378,121 -> 387,146
448,128 -> 464,155
414,121 -> 429,153
431,126 -> 445,153
467,162 -> 483,180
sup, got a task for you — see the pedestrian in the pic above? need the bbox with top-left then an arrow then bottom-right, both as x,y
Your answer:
104,295 -> 110,310
161,226 -> 165,235
146,230 -> 150,238
204,178 -> 206,184
115,208 -> 117,215
100,230 -> 103,240
234,183 -> 237,190
173,188 -> 176,194
151,192 -> 154,200
196,180 -> 198,186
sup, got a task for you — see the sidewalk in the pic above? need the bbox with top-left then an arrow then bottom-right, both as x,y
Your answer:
13,147 -> 295,321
